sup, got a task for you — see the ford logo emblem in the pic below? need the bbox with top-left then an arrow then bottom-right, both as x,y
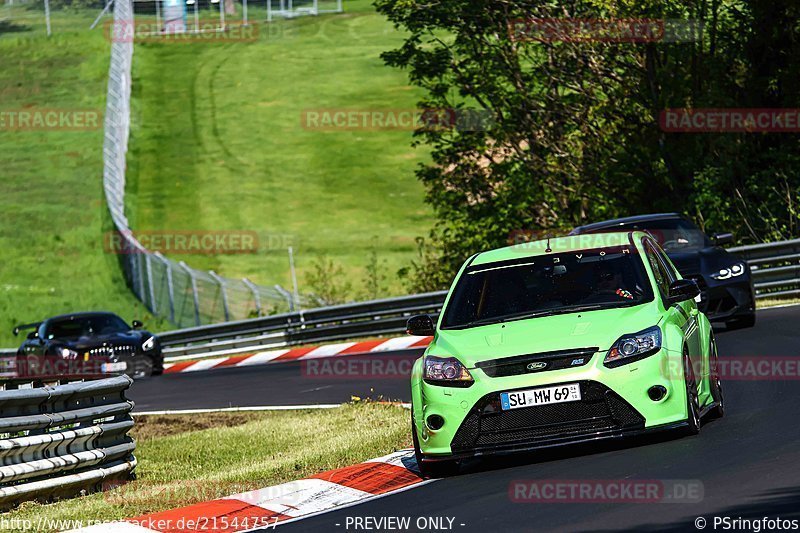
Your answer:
526,361 -> 547,371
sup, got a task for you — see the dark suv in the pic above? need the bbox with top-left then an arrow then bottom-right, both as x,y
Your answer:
571,213 -> 755,328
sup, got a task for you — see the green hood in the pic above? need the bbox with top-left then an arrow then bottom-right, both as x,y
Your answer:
431,303 -> 661,368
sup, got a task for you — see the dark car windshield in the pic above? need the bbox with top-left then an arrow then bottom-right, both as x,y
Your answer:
441,246 -> 654,330
587,218 -> 710,252
45,315 -> 130,340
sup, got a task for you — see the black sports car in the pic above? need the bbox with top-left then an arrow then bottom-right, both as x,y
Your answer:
13,311 -> 163,381
570,213 -> 756,328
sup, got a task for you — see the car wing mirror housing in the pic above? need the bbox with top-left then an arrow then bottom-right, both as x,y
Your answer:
667,279 -> 700,305
713,232 -> 734,246
132,320 -> 144,330
406,314 -> 435,336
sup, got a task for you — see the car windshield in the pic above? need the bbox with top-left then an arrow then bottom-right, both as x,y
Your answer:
45,315 -> 130,340
593,218 -> 710,252
441,246 -> 654,329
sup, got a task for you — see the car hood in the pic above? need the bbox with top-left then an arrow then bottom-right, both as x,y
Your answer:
61,331 -> 144,349
431,304 -> 660,368
667,246 -> 741,277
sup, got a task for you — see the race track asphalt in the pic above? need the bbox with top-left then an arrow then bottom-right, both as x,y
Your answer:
130,306 -> 800,532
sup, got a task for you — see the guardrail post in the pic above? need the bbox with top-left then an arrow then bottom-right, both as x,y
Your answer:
242,278 -> 262,317
179,262 -> 201,326
209,271 -> 231,322
155,253 -> 175,323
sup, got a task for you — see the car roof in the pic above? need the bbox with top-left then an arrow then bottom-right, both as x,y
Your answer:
45,311 -> 121,323
470,231 -> 643,266
571,212 -> 685,234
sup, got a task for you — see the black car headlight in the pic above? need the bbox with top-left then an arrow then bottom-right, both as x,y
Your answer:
59,347 -> 79,359
604,326 -> 661,368
423,355 -> 474,387
710,262 -> 746,280
142,336 -> 156,351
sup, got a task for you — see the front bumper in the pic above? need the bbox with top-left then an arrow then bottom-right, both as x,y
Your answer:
413,348 -> 689,459
689,275 -> 754,321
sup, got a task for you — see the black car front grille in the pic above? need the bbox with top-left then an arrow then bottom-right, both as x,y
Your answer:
475,348 -> 597,378
85,345 -> 137,359
450,381 -> 645,453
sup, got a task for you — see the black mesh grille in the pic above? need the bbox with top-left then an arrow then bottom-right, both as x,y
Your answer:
450,381 -> 645,453
475,348 -> 597,378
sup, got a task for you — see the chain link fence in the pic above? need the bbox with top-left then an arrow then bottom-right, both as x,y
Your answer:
103,0 -> 317,329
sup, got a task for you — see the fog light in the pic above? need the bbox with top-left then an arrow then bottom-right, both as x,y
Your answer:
426,414 -> 445,431
648,385 -> 667,402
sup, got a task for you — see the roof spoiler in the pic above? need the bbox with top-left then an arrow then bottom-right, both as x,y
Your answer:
12,322 -> 41,336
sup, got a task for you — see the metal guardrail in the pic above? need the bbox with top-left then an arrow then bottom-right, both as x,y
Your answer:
160,291 -> 447,360
0,376 -> 136,509
729,238 -> 800,299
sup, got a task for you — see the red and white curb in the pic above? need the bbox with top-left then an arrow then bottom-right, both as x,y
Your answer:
70,450 -> 433,532
163,336 -> 432,375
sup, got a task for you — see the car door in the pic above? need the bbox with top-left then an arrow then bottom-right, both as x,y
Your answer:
645,238 -> 704,394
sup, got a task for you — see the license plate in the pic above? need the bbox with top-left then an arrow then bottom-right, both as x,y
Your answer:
102,362 -> 127,373
500,383 -> 581,410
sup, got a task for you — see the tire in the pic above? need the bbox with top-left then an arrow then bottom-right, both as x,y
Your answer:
683,350 -> 701,435
726,313 -> 756,330
411,411 -> 459,478
130,356 -> 154,380
707,336 -> 725,420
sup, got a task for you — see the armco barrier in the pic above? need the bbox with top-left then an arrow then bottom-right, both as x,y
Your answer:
729,238 -> 800,298
0,376 -> 136,509
159,291 -> 447,360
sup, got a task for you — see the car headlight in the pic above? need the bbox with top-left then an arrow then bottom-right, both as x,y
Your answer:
604,326 -> 661,368
423,355 -> 474,387
142,336 -> 156,351
59,347 -> 78,359
710,262 -> 746,280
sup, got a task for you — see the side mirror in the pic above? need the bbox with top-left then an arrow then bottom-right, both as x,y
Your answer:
132,320 -> 144,330
26,331 -> 38,340
712,232 -> 734,246
667,279 -> 700,304
406,314 -> 435,336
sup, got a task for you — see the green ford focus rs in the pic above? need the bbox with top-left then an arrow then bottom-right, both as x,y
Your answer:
408,231 -> 724,477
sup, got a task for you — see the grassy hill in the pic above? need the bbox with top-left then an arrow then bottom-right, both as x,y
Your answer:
0,6 -> 165,348
126,0 -> 433,300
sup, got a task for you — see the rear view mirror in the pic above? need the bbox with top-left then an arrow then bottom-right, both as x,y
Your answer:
667,279 -> 700,304
406,314 -> 435,336
26,331 -> 38,340
713,232 -> 734,246
132,320 -> 144,330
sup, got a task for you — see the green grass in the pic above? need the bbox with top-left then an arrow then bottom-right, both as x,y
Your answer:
5,403 -> 410,530
127,0 -> 433,298
0,7 -> 167,347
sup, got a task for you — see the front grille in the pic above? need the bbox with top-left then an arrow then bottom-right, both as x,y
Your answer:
450,381 -> 645,453
475,348 -> 597,378
86,345 -> 137,359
